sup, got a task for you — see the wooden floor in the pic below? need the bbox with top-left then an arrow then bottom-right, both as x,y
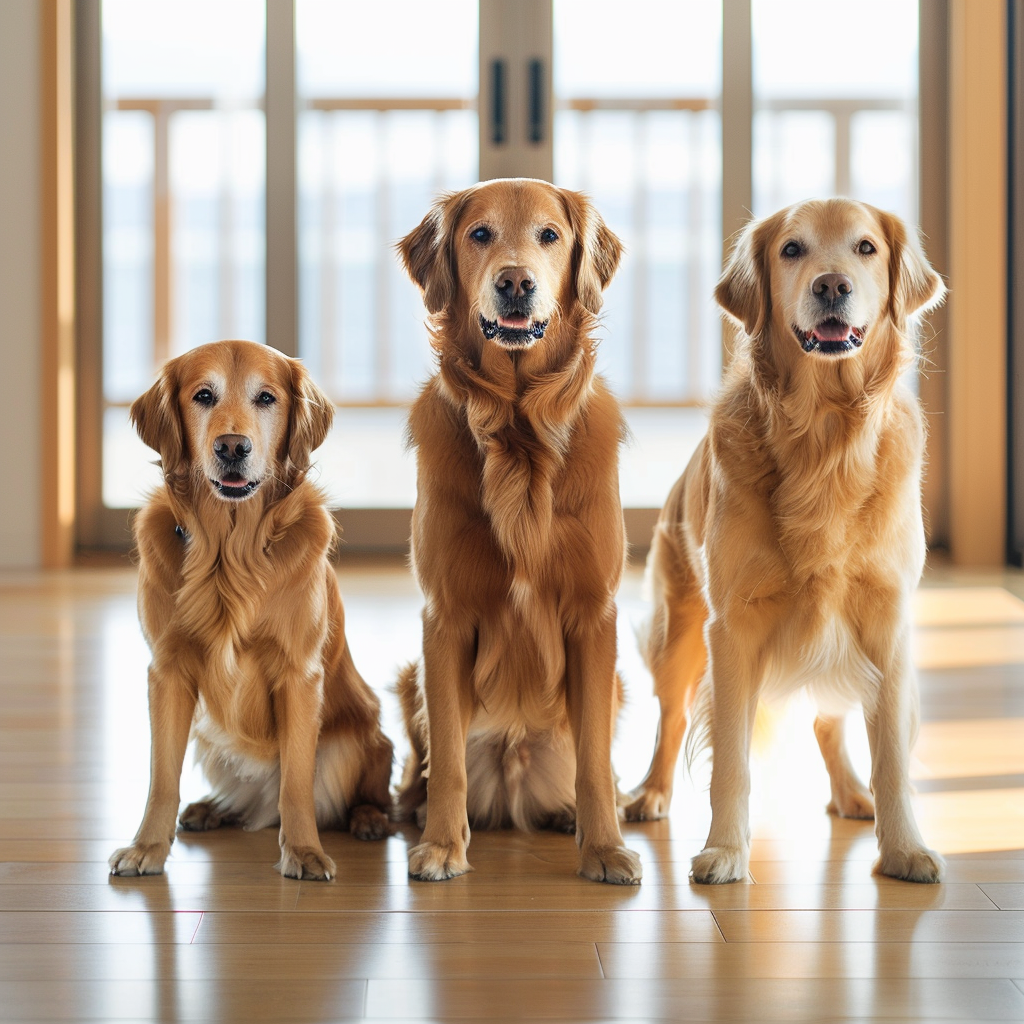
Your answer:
2,556 -> 1024,1023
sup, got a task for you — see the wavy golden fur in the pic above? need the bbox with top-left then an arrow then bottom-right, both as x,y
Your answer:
395,178 -> 641,884
109,340 -> 393,881
626,199 -> 947,884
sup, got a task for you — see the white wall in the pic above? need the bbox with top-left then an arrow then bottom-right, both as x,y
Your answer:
0,2 -> 42,568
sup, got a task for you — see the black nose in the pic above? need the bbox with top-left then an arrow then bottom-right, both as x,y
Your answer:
494,267 -> 536,301
812,273 -> 854,302
214,434 -> 252,463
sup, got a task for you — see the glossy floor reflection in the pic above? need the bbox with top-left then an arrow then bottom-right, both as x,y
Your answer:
1,557 -> 1023,1022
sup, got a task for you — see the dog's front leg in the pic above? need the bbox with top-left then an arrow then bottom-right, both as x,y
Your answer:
275,671 -> 335,880
567,609 -> 642,884
109,659 -> 196,876
408,618 -> 475,881
866,631 -> 944,883
691,618 -> 760,884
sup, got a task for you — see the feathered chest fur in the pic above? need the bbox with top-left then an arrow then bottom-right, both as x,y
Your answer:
757,377 -> 918,587
441,346 -> 596,581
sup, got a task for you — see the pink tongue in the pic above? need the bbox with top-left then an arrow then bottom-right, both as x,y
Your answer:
220,476 -> 248,488
498,315 -> 529,329
814,321 -> 850,342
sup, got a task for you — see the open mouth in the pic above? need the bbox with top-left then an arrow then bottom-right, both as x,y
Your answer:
479,314 -> 549,348
792,318 -> 865,356
209,473 -> 261,500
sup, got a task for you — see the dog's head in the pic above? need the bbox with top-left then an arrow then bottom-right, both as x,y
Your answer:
716,199 -> 945,370
398,178 -> 623,351
130,340 -> 333,502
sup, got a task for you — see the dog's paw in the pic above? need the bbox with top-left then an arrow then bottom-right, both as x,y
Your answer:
874,845 -> 945,884
108,842 -> 170,877
623,787 -> 671,822
277,845 -> 336,881
827,786 -> 875,820
179,800 -> 226,832
349,804 -> 390,841
578,844 -> 643,885
408,841 -> 471,881
691,845 -> 749,884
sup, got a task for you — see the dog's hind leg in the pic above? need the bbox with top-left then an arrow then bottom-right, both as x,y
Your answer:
813,714 -> 874,820
626,515 -> 708,822
625,530 -> 707,821
181,732 -> 279,832
348,731 -> 394,841
179,798 -> 242,831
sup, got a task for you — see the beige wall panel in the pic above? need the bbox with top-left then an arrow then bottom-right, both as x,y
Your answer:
948,0 -> 1007,566
0,1 -> 43,568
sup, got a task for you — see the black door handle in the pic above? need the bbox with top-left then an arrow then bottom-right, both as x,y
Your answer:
528,58 -> 544,144
492,59 -> 507,145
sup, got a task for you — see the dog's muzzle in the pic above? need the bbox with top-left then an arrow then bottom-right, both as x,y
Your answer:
793,274 -> 866,355
481,265 -> 549,348
792,318 -> 866,356
479,313 -> 550,348
210,433 -> 262,500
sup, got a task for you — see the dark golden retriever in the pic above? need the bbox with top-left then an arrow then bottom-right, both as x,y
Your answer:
395,178 -> 642,884
109,339 -> 393,881
626,198 -> 946,884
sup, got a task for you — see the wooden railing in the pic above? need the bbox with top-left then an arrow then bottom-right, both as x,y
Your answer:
105,93 -> 914,409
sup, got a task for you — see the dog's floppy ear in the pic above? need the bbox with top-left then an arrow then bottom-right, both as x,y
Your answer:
561,189 -> 624,314
715,213 -> 781,338
130,360 -> 186,475
398,191 -> 468,314
287,358 -> 334,470
875,209 -> 946,321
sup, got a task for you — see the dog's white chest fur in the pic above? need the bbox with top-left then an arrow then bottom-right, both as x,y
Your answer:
761,614 -> 881,714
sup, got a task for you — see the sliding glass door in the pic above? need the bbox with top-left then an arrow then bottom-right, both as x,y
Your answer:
79,0 -> 925,549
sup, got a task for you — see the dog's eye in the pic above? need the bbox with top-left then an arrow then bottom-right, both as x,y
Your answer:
256,391 -> 276,406
539,227 -> 559,244
781,241 -> 803,259
470,226 -> 492,243
193,388 -> 215,406
858,239 -> 877,255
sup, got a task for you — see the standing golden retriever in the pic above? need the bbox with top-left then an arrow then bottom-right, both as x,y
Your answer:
394,178 -> 642,884
626,199 -> 946,884
109,340 -> 393,881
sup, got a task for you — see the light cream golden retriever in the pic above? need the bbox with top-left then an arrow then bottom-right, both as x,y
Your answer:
394,178 -> 642,884
626,198 -> 946,884
109,340 -> 393,881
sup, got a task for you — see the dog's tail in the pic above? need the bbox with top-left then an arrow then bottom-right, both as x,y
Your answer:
683,679 -> 777,772
392,660 -> 428,822
683,675 -> 713,770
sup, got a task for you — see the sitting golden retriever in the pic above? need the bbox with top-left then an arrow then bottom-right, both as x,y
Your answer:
394,178 -> 641,884
109,339 -> 393,881
626,199 -> 946,884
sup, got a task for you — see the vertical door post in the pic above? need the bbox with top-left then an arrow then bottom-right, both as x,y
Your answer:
266,0 -> 298,356
479,0 -> 553,181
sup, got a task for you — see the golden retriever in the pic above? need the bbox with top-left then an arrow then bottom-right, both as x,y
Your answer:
394,178 -> 642,884
109,339 -> 393,881
625,198 -> 946,884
